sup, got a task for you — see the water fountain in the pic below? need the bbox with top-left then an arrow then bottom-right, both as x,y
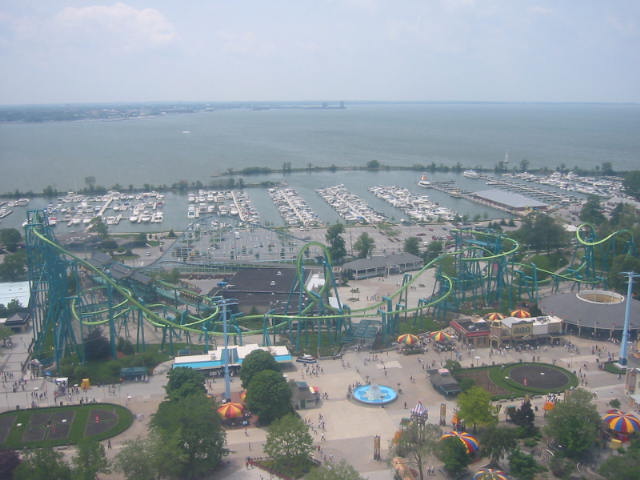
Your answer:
352,383 -> 398,405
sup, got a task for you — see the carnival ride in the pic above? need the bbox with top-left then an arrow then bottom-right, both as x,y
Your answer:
23,208 -> 636,369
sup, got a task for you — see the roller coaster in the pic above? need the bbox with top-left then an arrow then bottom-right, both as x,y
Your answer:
23,209 -> 636,370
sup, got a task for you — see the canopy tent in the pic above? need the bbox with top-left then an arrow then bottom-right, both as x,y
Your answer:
603,410 -> 640,434
485,312 -> 505,321
440,431 -> 479,454
510,309 -> 531,318
217,402 -> 245,419
473,468 -> 510,480
397,334 -> 420,346
430,331 -> 452,343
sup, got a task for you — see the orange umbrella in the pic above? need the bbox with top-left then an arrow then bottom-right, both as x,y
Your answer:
397,334 -> 419,346
430,331 -> 452,342
485,312 -> 505,321
510,309 -> 531,318
217,402 -> 244,419
543,401 -> 555,411
240,390 -> 247,403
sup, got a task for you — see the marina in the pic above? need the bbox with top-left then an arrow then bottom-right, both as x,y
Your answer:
268,187 -> 322,228
186,190 -> 260,224
368,185 -> 456,222
316,184 -> 387,224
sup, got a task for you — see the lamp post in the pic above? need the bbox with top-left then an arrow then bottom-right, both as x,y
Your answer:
618,272 -> 639,367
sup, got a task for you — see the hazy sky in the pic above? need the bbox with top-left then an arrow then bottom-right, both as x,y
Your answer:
1,0 -> 639,104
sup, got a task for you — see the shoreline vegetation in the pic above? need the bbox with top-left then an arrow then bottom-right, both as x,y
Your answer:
0,161 -> 632,200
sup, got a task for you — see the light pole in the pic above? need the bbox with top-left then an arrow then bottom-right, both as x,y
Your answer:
618,272 -> 639,367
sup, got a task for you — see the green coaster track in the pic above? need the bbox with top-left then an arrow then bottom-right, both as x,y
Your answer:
24,209 -> 635,370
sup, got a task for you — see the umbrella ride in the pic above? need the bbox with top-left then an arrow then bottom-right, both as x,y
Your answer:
510,309 -> 531,318
397,334 -> 420,346
473,468 -> 510,480
603,411 -> 640,434
440,431 -> 479,454
485,312 -> 505,321
217,402 -> 245,419
410,401 -> 428,419
430,331 -> 452,343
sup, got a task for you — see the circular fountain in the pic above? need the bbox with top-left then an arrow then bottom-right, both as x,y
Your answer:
352,383 -> 398,405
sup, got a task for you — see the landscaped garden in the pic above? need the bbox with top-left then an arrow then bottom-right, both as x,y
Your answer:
455,362 -> 578,399
0,403 -> 133,449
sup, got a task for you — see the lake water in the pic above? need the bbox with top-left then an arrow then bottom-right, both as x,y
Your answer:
1,102 -> 638,230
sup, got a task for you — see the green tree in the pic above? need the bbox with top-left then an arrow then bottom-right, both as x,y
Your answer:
579,195 -> 606,226
240,349 -> 280,389
608,254 -> 640,295
479,425 -> 518,465
366,160 -> 381,170
0,250 -> 27,281
264,413 -> 313,474
0,228 -> 22,252
89,217 -> 109,239
423,240 -> 444,262
544,388 -> 600,459
0,449 -> 20,479
457,386 -> 496,431
404,237 -> 421,256
599,437 -> 640,480
151,394 -> 226,479
14,447 -> 73,480
0,324 -> 13,346
623,170 -> 640,200
306,459 -> 365,480
325,223 -> 347,265
72,440 -> 110,480
115,435 -> 163,480
508,449 -> 545,480
506,399 -> 536,436
84,327 -> 111,361
394,422 -> 441,480
609,203 -> 638,229
247,369 -> 292,424
353,232 -> 375,258
437,436 -> 471,477
165,367 -> 206,401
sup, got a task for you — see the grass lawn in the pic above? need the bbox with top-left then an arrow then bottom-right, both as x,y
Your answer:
456,362 -> 578,400
0,403 -> 133,449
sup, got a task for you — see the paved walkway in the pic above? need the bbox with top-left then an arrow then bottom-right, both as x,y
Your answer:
1,323 -> 632,479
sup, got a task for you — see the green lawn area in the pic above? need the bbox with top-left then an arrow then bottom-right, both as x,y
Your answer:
0,403 -> 133,449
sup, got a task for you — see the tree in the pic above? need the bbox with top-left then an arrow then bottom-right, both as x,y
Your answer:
89,217 -> 109,239
394,422 -> 441,480
0,449 -> 20,479
609,254 -> 640,295
544,388 -> 600,459
115,435 -> 164,480
623,170 -> 640,200
609,202 -> 638,228
84,327 -> 111,361
165,367 -> 206,401
0,228 -> 21,252
0,325 -> 13,346
240,349 -> 280,389
306,459 -> 365,480
325,223 -> 347,265
579,195 -> 606,226
264,413 -> 313,473
366,160 -> 381,170
437,436 -> 471,477
404,237 -> 421,256
479,425 -> 518,466
457,386 -> 496,431
508,449 -> 545,480
151,394 -> 226,479
423,240 -> 444,263
14,447 -> 73,480
247,369 -> 292,424
506,399 -> 536,436
599,437 -> 640,480
0,250 -> 27,282
353,232 -> 375,258
72,440 -> 110,480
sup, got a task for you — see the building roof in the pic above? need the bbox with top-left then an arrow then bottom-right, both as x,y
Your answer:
0,281 -> 30,307
539,292 -> 640,330
472,189 -> 548,209
173,343 -> 292,370
342,253 -> 422,271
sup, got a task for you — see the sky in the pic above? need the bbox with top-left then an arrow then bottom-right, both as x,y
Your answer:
0,0 -> 639,104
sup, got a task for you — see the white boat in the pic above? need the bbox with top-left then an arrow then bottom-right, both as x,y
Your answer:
418,174 -> 431,187
463,170 -> 479,179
